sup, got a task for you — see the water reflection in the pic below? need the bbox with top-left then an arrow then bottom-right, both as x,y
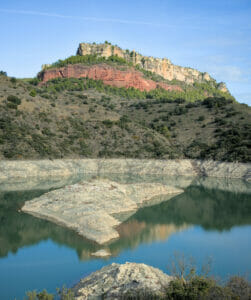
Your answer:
0,175 -> 250,260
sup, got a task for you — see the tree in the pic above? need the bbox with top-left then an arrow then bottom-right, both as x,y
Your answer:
0,70 -> 7,76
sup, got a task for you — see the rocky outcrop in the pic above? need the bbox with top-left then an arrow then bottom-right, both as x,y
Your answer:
39,63 -> 182,92
0,159 -> 250,182
21,179 -> 183,244
77,42 -> 225,89
72,262 -> 173,299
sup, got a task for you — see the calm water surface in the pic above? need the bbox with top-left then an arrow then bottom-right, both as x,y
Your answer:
0,174 -> 250,300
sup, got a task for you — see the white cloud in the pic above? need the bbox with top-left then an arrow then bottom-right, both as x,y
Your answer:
0,8 -> 206,30
0,8 -> 164,27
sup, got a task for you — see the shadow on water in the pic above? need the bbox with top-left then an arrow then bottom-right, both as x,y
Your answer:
0,174 -> 250,260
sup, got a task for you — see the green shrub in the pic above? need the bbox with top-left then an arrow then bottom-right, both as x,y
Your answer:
7,95 -> 21,105
197,115 -> 205,121
25,287 -> 74,300
102,119 -> 114,128
10,77 -> 17,84
89,107 -> 95,113
29,89 -> 37,97
29,78 -> 40,85
6,102 -> 18,109
42,54 -> 130,70
0,70 -> 7,76
77,94 -> 88,99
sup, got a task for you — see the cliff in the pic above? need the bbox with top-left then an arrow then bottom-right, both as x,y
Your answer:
77,42 -> 227,91
39,64 -> 182,92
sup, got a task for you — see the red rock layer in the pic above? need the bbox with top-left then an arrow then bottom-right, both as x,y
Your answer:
39,64 -> 183,92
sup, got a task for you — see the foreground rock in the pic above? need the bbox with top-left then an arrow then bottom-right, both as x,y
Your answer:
21,179 -> 182,244
72,262 -> 173,299
1,159 -> 250,182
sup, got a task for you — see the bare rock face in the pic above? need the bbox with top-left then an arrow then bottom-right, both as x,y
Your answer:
21,179 -> 183,244
72,262 -> 173,299
39,64 -> 182,92
1,159 -> 250,183
77,43 -> 216,86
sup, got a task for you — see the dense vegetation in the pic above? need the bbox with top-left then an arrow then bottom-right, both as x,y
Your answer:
0,74 -> 250,162
43,54 -> 132,70
39,76 -> 234,103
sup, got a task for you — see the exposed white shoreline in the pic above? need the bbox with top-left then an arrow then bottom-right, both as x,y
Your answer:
0,159 -> 250,181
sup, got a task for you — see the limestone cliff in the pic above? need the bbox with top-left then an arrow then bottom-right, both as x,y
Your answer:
77,42 -> 225,90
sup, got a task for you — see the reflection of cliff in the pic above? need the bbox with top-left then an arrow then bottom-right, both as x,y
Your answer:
118,221 -> 188,242
109,220 -> 189,255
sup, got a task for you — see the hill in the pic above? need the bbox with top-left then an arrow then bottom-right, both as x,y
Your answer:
0,43 -> 250,162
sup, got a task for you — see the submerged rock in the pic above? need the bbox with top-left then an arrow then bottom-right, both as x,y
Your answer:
21,179 -> 182,244
72,262 -> 173,299
91,249 -> 111,257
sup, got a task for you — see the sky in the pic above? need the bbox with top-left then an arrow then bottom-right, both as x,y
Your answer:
0,0 -> 250,105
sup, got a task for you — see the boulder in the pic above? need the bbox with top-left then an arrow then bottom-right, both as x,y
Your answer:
72,262 -> 173,299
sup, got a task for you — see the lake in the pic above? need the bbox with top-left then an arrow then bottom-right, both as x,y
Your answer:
0,174 -> 250,300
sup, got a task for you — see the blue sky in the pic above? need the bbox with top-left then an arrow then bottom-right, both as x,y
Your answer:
0,0 -> 250,105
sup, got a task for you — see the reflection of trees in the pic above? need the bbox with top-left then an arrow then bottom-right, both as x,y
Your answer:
0,190 -> 98,259
191,177 -> 251,194
131,186 -> 251,231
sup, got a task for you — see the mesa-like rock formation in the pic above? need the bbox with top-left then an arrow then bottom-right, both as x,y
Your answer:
72,262 -> 173,299
39,64 -> 182,92
77,42 -> 226,90
21,179 -> 183,244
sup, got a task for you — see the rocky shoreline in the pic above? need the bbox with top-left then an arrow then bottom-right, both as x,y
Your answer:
0,159 -> 250,182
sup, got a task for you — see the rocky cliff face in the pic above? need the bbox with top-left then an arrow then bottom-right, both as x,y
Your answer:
39,64 -> 182,92
77,42 -> 221,87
